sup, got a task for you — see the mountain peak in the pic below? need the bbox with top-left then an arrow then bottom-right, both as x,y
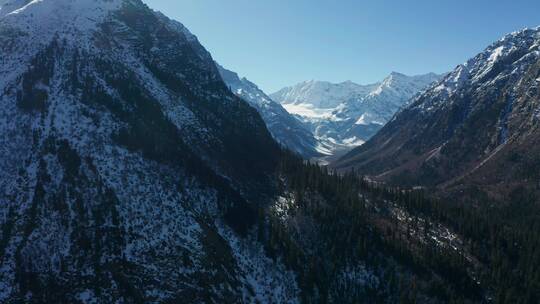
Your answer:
0,0 -> 125,16
501,26 -> 540,42
0,0 -> 29,16
270,72 -> 442,156
377,71 -> 441,93
336,26 -> 540,194
271,79 -> 374,109
382,72 -> 408,84
0,1 -> 290,301
418,25 -> 540,105
388,71 -> 407,77
0,0 -> 125,34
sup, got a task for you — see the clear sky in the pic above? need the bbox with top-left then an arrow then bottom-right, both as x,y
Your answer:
144,0 -> 540,93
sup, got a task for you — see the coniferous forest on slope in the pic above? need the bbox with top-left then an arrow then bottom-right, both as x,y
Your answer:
262,151 -> 540,303
0,1 -> 539,303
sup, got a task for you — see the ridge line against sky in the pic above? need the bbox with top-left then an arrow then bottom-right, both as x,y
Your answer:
144,0 -> 540,93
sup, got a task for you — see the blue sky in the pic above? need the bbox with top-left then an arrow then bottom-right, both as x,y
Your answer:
145,0 -> 540,93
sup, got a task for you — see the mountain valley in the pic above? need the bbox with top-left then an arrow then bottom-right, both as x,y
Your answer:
0,1 -> 538,303
271,73 -> 443,159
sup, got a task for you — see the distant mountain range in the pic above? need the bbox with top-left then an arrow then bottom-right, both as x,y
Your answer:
219,67 -> 442,160
0,1 -> 483,301
270,73 -> 443,158
334,27 -> 540,201
1,0 -> 539,302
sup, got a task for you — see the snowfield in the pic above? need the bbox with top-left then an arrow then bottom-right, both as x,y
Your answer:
271,73 -> 442,154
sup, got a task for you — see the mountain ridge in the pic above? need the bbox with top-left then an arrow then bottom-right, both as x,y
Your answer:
271,73 -> 443,156
0,1 -> 295,301
334,26 -> 540,200
1,1 -> 538,302
217,64 -> 321,158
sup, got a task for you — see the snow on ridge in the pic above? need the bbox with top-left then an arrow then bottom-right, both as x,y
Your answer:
414,26 -> 540,114
355,113 -> 383,126
501,26 -> 540,42
460,26 -> 540,76
271,79 -> 376,109
153,10 -> 199,43
216,222 -> 300,304
218,64 -> 321,158
272,72 -> 442,154
2,0 -> 122,29
0,0 -> 28,17
0,0 -> 124,101
488,46 -> 505,63
422,28 -> 540,103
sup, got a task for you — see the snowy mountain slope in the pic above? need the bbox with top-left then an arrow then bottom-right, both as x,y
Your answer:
272,79 -> 376,109
0,1 -> 301,302
217,65 -> 321,158
334,27 -> 540,199
271,73 -> 442,156
0,1 -> 515,303
0,0 -> 30,17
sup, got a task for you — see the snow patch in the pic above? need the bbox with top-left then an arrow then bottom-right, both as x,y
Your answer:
217,222 -> 299,304
76,290 -> 98,304
282,103 -> 335,119
342,136 -> 365,147
355,113 -> 384,126
488,46 -> 505,63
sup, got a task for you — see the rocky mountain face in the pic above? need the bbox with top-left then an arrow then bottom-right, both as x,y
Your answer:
1,0 -> 537,303
0,0 -> 299,302
0,1 -> 451,303
334,27 -> 540,200
217,65 -> 321,159
271,73 -> 442,157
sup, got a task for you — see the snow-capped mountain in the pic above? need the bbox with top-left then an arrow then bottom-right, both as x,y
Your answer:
217,65 -> 321,158
0,1 -> 301,302
3,0 -> 536,303
335,27 -> 540,199
271,73 -> 442,156
272,80 -> 376,109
